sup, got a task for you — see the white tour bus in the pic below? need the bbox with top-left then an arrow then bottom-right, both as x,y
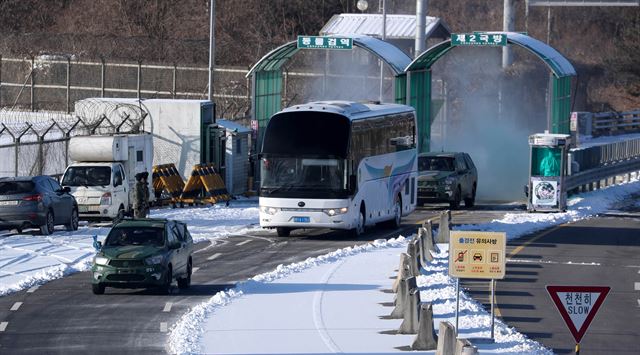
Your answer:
259,101 -> 418,237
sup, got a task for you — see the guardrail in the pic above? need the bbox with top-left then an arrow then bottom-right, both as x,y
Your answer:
590,110 -> 640,137
567,137 -> 640,192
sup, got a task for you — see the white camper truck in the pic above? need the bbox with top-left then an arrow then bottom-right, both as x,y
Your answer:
61,134 -> 153,221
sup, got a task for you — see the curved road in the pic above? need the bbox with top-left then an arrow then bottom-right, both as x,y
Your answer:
0,204 -> 521,354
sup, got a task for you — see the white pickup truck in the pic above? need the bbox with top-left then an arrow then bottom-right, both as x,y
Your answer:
61,134 -> 154,221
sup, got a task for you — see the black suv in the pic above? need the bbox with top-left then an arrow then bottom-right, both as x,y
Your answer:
0,176 -> 79,234
417,152 -> 478,209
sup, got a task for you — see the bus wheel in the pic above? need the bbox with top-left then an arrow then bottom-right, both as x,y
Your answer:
391,196 -> 402,228
350,208 -> 365,238
276,227 -> 291,237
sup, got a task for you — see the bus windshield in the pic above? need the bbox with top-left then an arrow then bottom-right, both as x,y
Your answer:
260,157 -> 347,197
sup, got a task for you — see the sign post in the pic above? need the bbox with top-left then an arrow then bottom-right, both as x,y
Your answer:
449,231 -> 507,340
546,286 -> 611,354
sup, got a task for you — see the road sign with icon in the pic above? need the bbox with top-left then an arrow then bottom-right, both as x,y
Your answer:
449,231 -> 506,279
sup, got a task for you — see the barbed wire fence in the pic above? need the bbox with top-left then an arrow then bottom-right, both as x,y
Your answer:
0,99 -> 148,177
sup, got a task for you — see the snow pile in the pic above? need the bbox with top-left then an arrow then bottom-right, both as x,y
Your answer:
167,237 -> 408,354
0,201 -> 260,297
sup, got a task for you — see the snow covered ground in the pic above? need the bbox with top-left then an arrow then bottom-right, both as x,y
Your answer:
2,180 -> 640,353
0,199 -> 260,296
168,180 -> 640,354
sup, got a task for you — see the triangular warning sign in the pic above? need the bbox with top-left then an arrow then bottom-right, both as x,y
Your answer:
546,285 -> 610,343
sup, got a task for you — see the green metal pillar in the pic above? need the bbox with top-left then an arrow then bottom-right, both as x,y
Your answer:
394,74 -> 407,104
409,70 -> 432,153
551,75 -> 571,134
254,70 -> 283,151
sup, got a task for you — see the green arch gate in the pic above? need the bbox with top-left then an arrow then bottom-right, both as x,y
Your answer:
404,31 -> 576,153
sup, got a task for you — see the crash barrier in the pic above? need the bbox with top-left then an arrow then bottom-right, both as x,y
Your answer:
436,321 -> 456,355
398,288 -> 421,334
151,163 -> 231,206
152,164 -> 185,205
181,163 -> 232,205
436,210 -> 451,243
455,338 -> 478,355
418,221 -> 439,267
406,239 -> 421,277
411,303 -> 438,350
390,275 -> 416,319
392,253 -> 412,293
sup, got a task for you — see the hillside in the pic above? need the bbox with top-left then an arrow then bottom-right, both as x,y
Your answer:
0,0 -> 638,111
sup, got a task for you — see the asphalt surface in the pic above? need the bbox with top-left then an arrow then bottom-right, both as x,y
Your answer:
465,213 -> 640,354
0,203 -> 523,354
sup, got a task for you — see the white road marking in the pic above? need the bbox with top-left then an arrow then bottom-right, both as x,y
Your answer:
236,239 -> 252,246
163,302 -> 173,313
10,302 -> 22,311
0,322 -> 7,332
192,267 -> 200,274
160,322 -> 168,333
635,282 -> 640,291
27,285 -> 40,293
207,253 -> 222,261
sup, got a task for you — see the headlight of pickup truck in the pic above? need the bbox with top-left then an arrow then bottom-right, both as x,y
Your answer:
260,206 -> 279,215
94,256 -> 109,266
145,255 -> 164,265
444,177 -> 456,186
323,207 -> 348,216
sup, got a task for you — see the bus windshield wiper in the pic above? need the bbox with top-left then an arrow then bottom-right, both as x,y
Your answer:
264,184 -> 296,194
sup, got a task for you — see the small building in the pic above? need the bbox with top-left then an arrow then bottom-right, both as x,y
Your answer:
320,13 -> 451,58
217,119 -> 251,196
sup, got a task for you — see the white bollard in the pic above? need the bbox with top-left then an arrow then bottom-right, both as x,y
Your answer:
436,321 -> 456,355
392,253 -> 412,293
398,287 -> 421,334
406,239 -> 420,276
437,210 -> 451,243
411,303 -> 438,350
391,276 -> 416,318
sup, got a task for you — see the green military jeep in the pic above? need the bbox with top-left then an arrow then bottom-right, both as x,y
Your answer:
417,152 -> 478,209
91,218 -> 194,294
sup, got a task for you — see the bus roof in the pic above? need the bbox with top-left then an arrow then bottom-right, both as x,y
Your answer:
278,101 -> 414,121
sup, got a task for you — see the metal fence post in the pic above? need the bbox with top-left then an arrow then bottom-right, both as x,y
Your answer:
172,64 -> 177,99
30,56 -> 35,111
66,58 -> 71,113
14,139 -> 19,176
137,61 -> 142,99
0,54 -> 3,107
101,58 -> 106,97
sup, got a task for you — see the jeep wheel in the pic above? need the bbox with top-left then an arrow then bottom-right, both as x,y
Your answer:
276,227 -> 291,237
39,211 -> 55,235
449,187 -> 461,210
178,260 -> 192,289
159,266 -> 172,294
92,283 -> 105,295
66,208 -> 79,231
464,185 -> 476,208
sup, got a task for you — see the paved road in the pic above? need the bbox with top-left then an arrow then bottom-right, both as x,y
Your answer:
466,213 -> 640,354
0,203 -> 522,354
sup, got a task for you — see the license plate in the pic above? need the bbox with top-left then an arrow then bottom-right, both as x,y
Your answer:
78,206 -> 88,213
0,200 -> 18,206
118,269 -> 133,274
293,216 -> 310,223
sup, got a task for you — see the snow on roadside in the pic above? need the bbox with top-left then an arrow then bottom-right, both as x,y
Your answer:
168,178 -> 640,354
0,200 -> 260,297
167,237 -> 409,354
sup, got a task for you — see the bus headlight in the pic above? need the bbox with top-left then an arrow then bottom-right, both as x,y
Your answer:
323,207 -> 348,216
260,206 -> 279,215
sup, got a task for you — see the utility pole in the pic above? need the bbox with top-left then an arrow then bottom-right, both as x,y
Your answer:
379,0 -> 386,102
208,0 -> 215,104
415,0 -> 426,58
502,0 -> 514,68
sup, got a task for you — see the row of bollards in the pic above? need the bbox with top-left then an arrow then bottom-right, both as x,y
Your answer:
384,210 -> 478,355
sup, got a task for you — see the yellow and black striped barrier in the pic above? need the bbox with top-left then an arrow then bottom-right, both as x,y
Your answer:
180,163 -> 231,205
152,164 -> 186,206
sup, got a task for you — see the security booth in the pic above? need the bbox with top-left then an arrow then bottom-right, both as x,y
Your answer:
527,133 -> 571,212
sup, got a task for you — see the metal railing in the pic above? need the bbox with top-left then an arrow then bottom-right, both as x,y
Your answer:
591,110 -> 640,136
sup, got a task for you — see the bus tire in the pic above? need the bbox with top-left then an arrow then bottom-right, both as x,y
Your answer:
350,206 -> 365,238
390,195 -> 402,228
276,227 -> 291,237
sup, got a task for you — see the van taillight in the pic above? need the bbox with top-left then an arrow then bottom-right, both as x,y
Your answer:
23,194 -> 42,202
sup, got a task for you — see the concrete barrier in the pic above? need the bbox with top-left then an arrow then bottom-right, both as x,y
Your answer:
436,210 -> 451,243
390,276 -> 416,318
392,253 -> 412,293
398,287 -> 421,334
455,338 -> 478,355
417,227 -> 433,268
436,321 -> 456,355
423,220 -> 440,254
411,303 -> 438,350
406,239 -> 420,277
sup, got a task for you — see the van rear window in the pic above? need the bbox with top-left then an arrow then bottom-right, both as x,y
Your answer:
0,181 -> 35,195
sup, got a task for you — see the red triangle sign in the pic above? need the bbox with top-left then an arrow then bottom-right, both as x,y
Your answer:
546,285 -> 610,343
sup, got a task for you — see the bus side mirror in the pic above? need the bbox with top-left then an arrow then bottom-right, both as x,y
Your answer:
349,174 -> 357,191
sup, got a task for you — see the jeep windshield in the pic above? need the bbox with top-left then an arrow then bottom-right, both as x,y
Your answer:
418,156 -> 455,172
105,227 -> 165,247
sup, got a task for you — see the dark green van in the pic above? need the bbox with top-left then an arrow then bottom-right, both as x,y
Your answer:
91,218 -> 194,294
